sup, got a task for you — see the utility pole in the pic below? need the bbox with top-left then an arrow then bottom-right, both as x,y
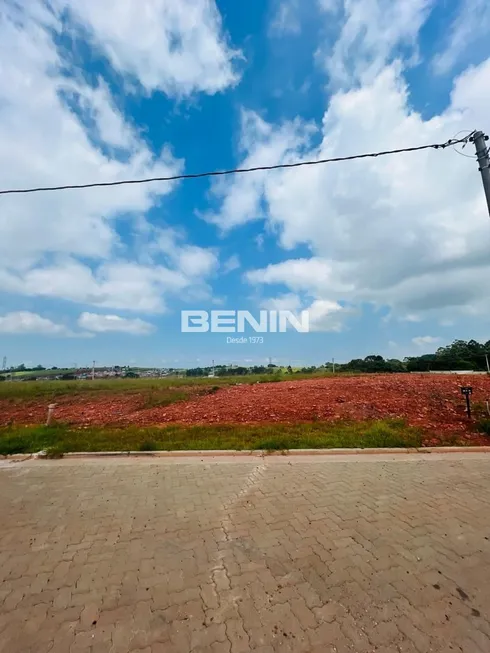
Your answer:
471,131 -> 490,218
486,354 -> 490,375
332,358 -> 335,374
92,360 -> 95,381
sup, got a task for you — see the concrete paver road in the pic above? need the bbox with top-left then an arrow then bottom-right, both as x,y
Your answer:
1,454 -> 490,652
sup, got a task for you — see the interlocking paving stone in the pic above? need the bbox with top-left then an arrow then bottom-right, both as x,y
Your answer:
0,454 -> 490,652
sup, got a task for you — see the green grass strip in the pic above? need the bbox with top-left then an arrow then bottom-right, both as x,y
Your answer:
0,419 -> 423,456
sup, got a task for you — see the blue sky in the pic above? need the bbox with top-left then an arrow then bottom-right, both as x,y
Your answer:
1,0 -> 490,369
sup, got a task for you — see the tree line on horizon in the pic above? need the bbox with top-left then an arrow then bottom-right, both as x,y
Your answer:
184,339 -> 490,377
1,339 -> 488,381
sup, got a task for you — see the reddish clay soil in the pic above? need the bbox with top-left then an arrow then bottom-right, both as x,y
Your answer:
0,393 -> 145,427
3,375 -> 490,445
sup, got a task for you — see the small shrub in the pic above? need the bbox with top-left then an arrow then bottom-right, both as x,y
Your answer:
476,419 -> 490,436
139,440 -> 157,451
255,438 -> 290,451
258,375 -> 282,384
44,447 -> 64,459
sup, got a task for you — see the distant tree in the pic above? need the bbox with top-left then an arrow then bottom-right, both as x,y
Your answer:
395,339 -> 490,372
402,339 -> 488,372
287,365 -> 293,374
186,367 -> 205,377
385,359 -> 405,373
405,354 -> 435,372
344,358 -> 364,371
344,355 -> 405,373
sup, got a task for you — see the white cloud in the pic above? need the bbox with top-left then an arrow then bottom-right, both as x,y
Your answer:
318,0 -> 341,11
255,234 -> 265,251
56,0 -> 241,96
212,57 -> 490,324
78,312 -> 155,335
61,79 -> 137,151
0,2 -> 183,272
412,336 -> 441,347
246,258 -> 353,295
223,255 -> 241,274
317,0 -> 433,86
259,293 -> 351,332
403,314 -> 423,323
149,226 -> 219,278
307,299 -> 350,332
260,293 -> 303,312
0,312 -> 80,337
270,0 -> 302,35
0,258 -> 212,313
0,2 -> 220,314
433,0 -> 490,75
177,246 -> 218,278
261,293 -> 353,331
203,109 -> 316,229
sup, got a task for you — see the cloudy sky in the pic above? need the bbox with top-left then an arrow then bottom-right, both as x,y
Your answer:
1,0 -> 489,368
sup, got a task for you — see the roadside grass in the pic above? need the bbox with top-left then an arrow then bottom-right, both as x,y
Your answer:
0,419 -> 423,455
0,372 -> 344,401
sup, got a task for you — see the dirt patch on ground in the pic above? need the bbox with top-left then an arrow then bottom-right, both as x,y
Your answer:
0,386 -> 205,427
135,375 -> 490,444
2,375 -> 490,445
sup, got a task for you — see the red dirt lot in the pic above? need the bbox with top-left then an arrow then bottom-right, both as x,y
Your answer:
2,374 -> 490,445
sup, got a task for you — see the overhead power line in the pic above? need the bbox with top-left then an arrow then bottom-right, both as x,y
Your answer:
0,133 -> 475,197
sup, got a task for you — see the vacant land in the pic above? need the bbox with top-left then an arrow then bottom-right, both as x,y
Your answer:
1,374 -> 489,453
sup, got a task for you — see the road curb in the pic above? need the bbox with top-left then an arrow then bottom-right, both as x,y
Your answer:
3,447 -> 490,463
16,446 -> 490,460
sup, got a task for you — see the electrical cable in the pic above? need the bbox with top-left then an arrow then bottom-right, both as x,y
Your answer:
451,130 -> 478,159
0,132 -> 475,197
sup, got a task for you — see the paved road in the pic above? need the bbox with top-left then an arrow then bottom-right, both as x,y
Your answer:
1,454 -> 490,652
